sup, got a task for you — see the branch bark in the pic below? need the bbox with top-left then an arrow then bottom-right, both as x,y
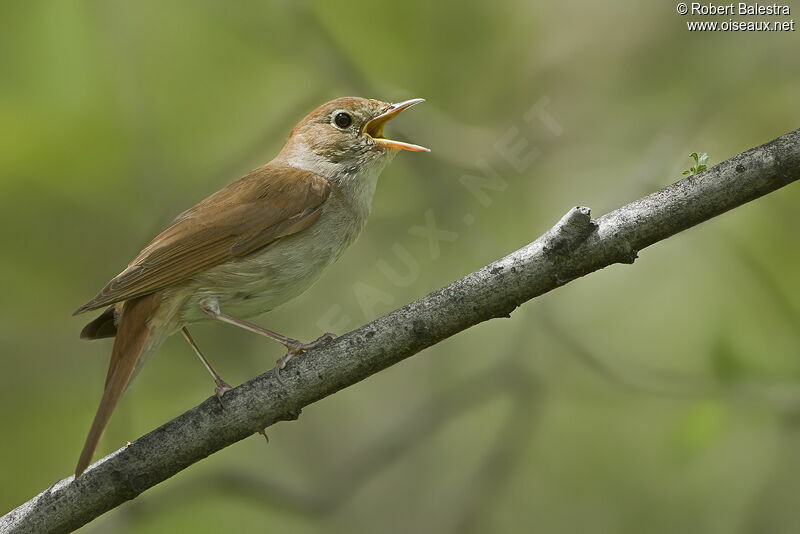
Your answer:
3,128 -> 799,534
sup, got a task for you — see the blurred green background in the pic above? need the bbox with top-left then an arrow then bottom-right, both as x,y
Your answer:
1,1 -> 799,532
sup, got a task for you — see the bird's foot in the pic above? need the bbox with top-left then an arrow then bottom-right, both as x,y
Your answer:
273,332 -> 336,385
214,379 -> 233,407
308,332 -> 337,347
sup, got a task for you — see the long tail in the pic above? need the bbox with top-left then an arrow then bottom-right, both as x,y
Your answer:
75,293 -> 162,477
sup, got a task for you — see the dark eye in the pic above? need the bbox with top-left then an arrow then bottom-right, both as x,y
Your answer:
333,112 -> 352,129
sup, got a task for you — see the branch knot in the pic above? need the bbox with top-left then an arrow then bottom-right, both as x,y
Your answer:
542,206 -> 595,256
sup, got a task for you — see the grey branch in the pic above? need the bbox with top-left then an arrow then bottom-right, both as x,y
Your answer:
3,128 -> 799,534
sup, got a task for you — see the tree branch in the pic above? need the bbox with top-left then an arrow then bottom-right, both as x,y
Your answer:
3,128 -> 798,533
84,362 -> 526,532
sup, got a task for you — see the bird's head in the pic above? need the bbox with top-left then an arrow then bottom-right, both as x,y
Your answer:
280,97 -> 428,181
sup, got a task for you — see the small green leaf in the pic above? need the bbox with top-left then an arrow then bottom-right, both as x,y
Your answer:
695,153 -> 708,173
682,151 -> 710,176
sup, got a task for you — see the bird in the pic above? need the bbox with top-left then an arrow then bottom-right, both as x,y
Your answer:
73,96 -> 429,477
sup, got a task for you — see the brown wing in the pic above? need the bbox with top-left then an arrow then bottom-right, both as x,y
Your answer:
74,163 -> 330,315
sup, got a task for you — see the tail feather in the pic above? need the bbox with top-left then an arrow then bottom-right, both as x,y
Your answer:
75,293 -> 160,477
80,306 -> 118,340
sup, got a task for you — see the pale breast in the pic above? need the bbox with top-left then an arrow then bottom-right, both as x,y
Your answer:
176,179 -> 372,324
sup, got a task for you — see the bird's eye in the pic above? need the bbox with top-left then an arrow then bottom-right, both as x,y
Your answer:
333,112 -> 352,129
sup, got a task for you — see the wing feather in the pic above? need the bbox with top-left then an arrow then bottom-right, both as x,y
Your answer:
74,164 -> 330,314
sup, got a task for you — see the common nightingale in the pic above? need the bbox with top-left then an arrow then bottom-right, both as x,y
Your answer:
73,97 -> 428,477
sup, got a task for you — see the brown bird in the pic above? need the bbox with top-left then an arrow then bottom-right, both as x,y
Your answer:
73,97 -> 428,477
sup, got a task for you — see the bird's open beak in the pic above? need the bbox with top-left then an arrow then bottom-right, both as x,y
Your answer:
363,98 -> 430,152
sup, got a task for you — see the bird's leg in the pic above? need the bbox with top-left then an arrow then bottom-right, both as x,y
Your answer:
200,298 -> 335,385
181,327 -> 232,404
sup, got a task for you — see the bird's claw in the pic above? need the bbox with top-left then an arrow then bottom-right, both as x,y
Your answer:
315,332 -> 336,344
273,332 -> 336,386
214,380 -> 233,406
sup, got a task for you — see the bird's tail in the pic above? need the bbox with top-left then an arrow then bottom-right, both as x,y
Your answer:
75,292 -> 163,477
80,306 -> 118,340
